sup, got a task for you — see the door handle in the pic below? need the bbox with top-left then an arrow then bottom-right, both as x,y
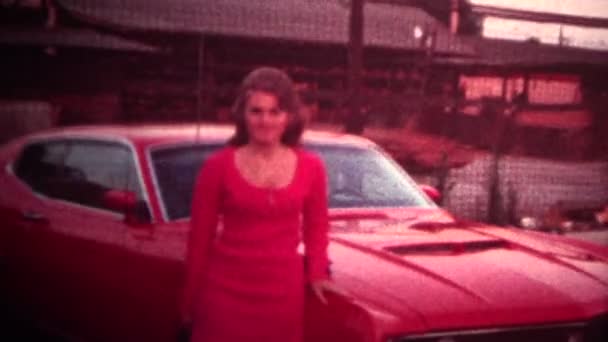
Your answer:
21,210 -> 49,224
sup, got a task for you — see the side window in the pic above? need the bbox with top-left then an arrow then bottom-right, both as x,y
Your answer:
63,142 -> 141,197
151,145 -> 219,220
17,139 -> 148,216
61,141 -> 146,213
15,141 -> 68,194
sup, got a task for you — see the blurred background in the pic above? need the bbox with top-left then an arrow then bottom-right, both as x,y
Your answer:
1,0 -> 607,235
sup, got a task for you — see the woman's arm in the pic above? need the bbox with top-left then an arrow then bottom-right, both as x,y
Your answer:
302,156 -> 330,282
303,155 -> 351,304
180,155 -> 223,322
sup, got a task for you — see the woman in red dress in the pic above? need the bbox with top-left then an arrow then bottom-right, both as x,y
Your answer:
181,67 -> 337,342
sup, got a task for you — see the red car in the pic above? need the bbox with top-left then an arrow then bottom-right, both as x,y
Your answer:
0,124 -> 607,342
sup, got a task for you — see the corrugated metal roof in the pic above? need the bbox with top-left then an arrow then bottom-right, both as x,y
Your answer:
55,0 -> 475,55
468,37 -> 608,67
433,37 -> 608,67
0,28 -> 160,52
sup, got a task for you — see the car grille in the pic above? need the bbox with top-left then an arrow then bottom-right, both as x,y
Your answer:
389,314 -> 608,342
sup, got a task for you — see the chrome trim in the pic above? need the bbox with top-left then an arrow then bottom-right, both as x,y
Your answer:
11,134 -> 154,223
146,137 -> 227,151
145,146 -> 167,222
373,145 -> 437,208
17,179 -> 124,219
5,161 -> 14,176
49,197 -> 125,219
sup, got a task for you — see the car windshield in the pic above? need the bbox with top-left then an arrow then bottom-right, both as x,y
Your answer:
150,143 -> 432,220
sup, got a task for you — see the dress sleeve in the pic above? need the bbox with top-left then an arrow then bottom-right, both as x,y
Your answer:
302,155 -> 330,282
180,153 -> 223,320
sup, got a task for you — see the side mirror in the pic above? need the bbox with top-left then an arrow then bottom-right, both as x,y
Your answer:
102,189 -> 151,225
103,189 -> 137,212
420,184 -> 442,204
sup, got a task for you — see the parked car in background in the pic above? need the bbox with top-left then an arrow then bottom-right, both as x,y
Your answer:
1,124 -> 607,342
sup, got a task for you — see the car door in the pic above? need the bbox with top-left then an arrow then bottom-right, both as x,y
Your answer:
2,140 -> 69,319
116,143 -> 219,342
9,137 -> 152,341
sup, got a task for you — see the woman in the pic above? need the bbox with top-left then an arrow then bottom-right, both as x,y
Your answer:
181,67 -> 338,342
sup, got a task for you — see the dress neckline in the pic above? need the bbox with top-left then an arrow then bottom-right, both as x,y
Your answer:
230,146 -> 300,191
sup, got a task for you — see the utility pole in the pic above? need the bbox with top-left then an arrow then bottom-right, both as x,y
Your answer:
345,0 -> 365,134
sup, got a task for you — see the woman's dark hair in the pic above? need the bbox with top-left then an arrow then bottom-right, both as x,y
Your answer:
229,67 -> 303,146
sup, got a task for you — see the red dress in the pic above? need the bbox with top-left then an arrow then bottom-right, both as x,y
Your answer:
182,146 -> 330,342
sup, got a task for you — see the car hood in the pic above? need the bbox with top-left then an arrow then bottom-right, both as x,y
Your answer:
328,208 -> 608,333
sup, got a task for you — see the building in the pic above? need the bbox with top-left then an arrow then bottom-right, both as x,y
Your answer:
1,0 -> 607,160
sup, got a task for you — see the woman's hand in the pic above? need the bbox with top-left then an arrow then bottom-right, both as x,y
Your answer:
310,279 -> 349,305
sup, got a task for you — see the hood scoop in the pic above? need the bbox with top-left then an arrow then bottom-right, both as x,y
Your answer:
385,239 -> 509,256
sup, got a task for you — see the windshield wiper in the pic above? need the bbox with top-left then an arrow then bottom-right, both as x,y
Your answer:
329,211 -> 393,221
385,239 -> 508,255
406,219 -> 471,232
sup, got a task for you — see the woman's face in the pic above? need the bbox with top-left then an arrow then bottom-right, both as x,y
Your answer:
244,91 -> 289,146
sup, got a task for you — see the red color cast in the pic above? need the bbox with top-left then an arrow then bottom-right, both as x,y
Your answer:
182,146 -> 330,342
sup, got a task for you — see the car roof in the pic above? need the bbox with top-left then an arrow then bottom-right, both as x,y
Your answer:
21,123 -> 376,149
